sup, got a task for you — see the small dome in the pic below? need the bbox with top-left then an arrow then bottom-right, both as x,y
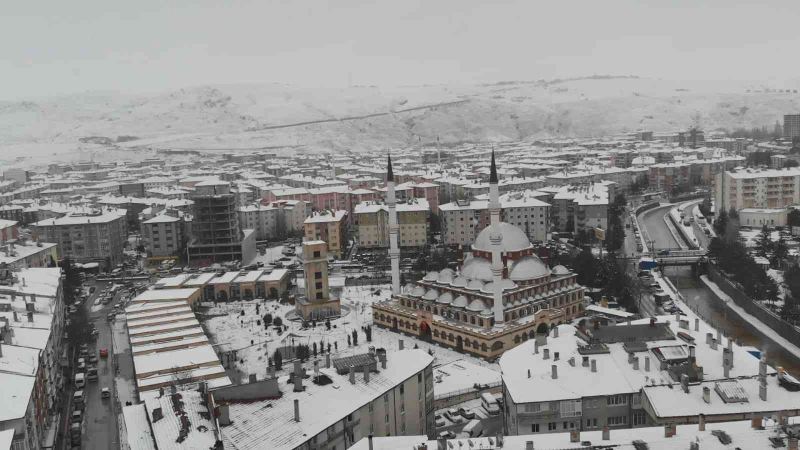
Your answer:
480,281 -> 495,294
451,276 -> 468,288
423,271 -> 439,282
440,268 -> 456,277
466,298 -> 488,312
410,286 -> 426,297
500,279 -> 518,290
461,257 -> 493,282
480,308 -> 493,316
437,271 -> 454,284
551,265 -> 571,276
472,222 -> 532,253
403,283 -> 415,292
437,292 -> 454,305
466,279 -> 485,291
422,289 -> 439,301
452,295 -> 468,308
509,256 -> 550,281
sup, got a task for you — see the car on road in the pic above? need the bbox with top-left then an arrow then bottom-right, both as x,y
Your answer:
87,367 -> 98,381
657,249 -> 670,256
88,355 -> 98,364
101,387 -> 111,399
73,390 -> 85,409
438,431 -> 456,439
71,410 -> 82,424
70,423 -> 81,445
99,348 -> 109,358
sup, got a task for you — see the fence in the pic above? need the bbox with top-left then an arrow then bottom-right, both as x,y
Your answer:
433,382 -> 502,409
707,264 -> 800,351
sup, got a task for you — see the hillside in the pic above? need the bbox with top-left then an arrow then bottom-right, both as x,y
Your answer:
1,77 -> 799,166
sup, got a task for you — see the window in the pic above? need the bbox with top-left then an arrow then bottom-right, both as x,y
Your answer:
417,373 -> 422,383
400,384 -> 404,395
385,414 -> 389,423
607,395 -> 628,406
531,423 -> 540,433
315,282 -> 323,289
384,394 -> 389,403
315,271 -> 322,279
548,422 -> 557,431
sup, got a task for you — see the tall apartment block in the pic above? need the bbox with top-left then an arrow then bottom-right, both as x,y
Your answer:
188,180 -> 251,265
714,167 -> 800,212
31,209 -> 127,269
784,114 -> 800,139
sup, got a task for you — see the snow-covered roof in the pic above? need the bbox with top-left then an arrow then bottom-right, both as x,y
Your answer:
472,222 -> 532,253
122,404 -> 157,450
143,389 -> 217,450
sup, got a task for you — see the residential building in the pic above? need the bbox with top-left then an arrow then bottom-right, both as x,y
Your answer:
31,209 -> 127,269
303,210 -> 348,258
238,199 -> 307,241
354,198 -> 430,249
187,181 -> 249,266
648,162 -> 691,193
141,214 -> 185,259
714,167 -> 800,212
440,191 -> 550,246
540,182 -> 615,235
210,349 -> 435,450
784,114 -> 800,139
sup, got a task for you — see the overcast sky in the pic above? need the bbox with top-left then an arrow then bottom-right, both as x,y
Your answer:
3,0 -> 800,100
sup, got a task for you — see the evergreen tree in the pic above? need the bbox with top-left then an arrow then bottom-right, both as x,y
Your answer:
273,349 -> 283,370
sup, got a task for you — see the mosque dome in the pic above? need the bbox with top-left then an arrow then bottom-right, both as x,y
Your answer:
451,276 -> 468,288
422,289 -> 439,301
551,265 -> 571,276
461,257 -> 493,282
466,298 -> 488,312
410,285 -> 426,297
436,292 -> 454,305
509,256 -> 551,281
466,279 -> 485,291
452,295 -> 469,308
423,271 -> 439,282
472,222 -> 533,253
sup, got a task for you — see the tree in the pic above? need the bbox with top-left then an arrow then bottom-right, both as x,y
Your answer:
755,225 -> 773,257
273,317 -> 283,328
788,209 -> 800,228
773,237 -> 789,266
273,349 -> 283,371
351,329 -> 358,346
572,247 -> 598,287
365,325 -> 372,342
698,196 -> 713,218
713,208 -> 729,236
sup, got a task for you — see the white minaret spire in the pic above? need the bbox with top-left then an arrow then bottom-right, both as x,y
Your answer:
387,154 -> 401,295
489,150 -> 505,326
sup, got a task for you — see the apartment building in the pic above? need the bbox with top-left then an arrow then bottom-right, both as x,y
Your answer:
238,199 -> 307,241
714,167 -> 800,212
439,192 -> 550,246
303,210 -> 348,258
784,114 -> 800,139
0,267 -> 65,450
501,316 -> 791,437
354,199 -> 430,249
540,182 -> 615,235
187,180 -> 247,265
648,162 -> 691,193
211,349 -> 435,450
31,209 -> 127,269
141,214 -> 184,258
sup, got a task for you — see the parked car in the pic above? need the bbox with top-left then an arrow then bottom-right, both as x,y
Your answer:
71,410 -> 83,424
101,387 -> 111,399
457,408 -> 476,420
87,367 -> 98,381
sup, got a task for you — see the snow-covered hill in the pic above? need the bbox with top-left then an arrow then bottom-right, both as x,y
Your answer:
2,77 -> 799,166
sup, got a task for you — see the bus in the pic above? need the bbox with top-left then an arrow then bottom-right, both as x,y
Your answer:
481,393 -> 500,415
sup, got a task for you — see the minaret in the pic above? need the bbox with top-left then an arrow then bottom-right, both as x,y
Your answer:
387,155 -> 401,295
489,150 -> 505,326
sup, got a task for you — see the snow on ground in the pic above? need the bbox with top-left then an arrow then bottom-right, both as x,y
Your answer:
433,360 -> 501,398
201,283 -> 501,383
739,228 -> 781,247
700,275 -> 800,361
247,243 -> 295,267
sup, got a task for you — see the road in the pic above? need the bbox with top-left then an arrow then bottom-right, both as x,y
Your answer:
66,281 -> 135,450
638,204 -> 682,250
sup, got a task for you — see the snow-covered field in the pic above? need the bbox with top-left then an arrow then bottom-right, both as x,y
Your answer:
201,283 -> 501,384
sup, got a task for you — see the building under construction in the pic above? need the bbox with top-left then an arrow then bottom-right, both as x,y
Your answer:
187,180 -> 254,266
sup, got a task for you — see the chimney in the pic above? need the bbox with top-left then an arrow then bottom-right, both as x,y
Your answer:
363,365 -> 370,383
399,339 -> 404,350
702,387 -> 711,404
248,374 -> 257,384
294,399 -> 300,422
326,353 -> 331,368
582,356 -> 589,367
0,342 -> 2,357
789,438 -> 799,450
349,365 -> 356,384
525,441 -> 534,450
379,353 -> 387,369
706,332 -> 712,345
534,340 -> 540,354
553,326 -> 559,338
694,318 -> 699,332
698,414 -> 706,432
543,348 -> 550,360
314,359 -> 320,377
554,352 -> 560,361
527,369 -> 531,378
218,404 -> 231,426
570,430 -> 580,443
591,359 -> 597,373
759,378 -> 767,401
649,317 -> 656,327
293,361 -> 303,392
751,416 -> 763,429
628,352 -> 635,364
664,423 -> 676,438
602,425 -> 610,440
26,312 -> 33,323
759,357 -> 767,378
594,319 -> 600,330
710,338 -> 718,350
716,329 -> 721,343
551,364 -> 557,379
568,357 -> 575,367
632,357 -> 639,371
644,356 -> 650,372
681,374 -> 689,393
369,434 -> 375,450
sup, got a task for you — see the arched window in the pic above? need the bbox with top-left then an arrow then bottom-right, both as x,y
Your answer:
470,316 -> 476,325
514,335 -> 521,344
491,341 -> 504,351
481,343 -> 488,351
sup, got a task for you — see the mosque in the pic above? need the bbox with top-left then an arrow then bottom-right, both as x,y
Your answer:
372,152 -> 586,360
